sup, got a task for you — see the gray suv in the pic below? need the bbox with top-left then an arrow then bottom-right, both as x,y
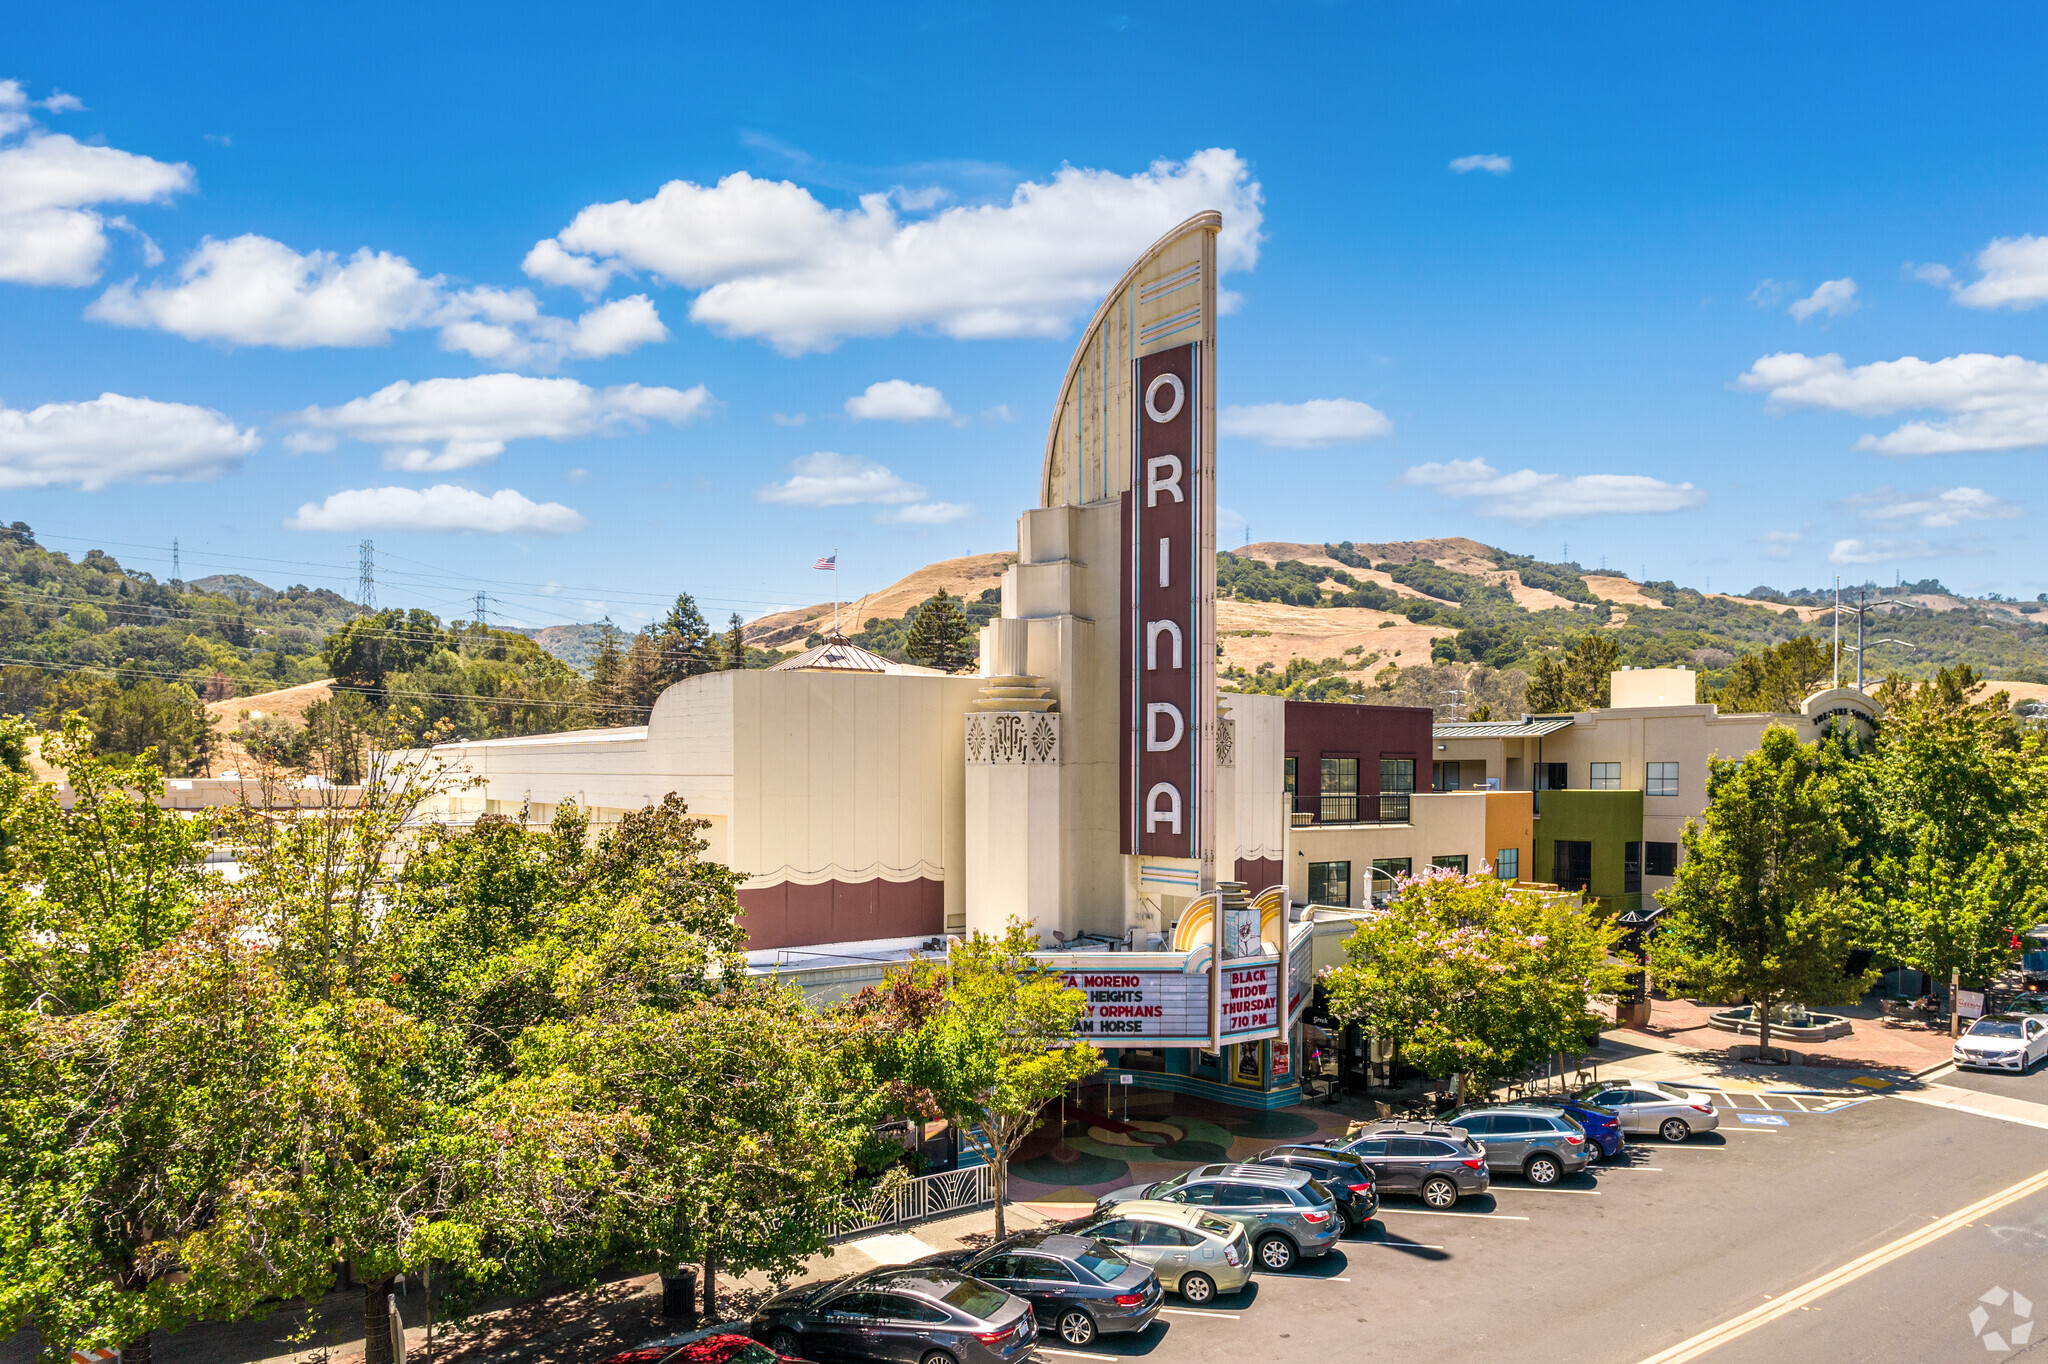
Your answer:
1328,1124 -> 1492,1208
1095,1163 -> 1341,1272
1443,1104 -> 1592,1185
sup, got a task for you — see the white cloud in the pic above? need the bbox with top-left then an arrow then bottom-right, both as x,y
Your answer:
1952,234 -> 2048,310
521,236 -> 620,297
1449,154 -> 1512,175
1749,279 -> 1790,308
1844,485 -> 2021,529
1755,530 -> 1804,561
437,288 -> 668,366
91,234 -> 443,346
1908,262 -> 1953,285
1734,351 -> 2048,454
286,484 -> 588,535
527,148 -> 1263,352
1828,536 -> 1981,566
846,379 -> 953,423
1401,458 -> 1706,521
877,501 -> 972,525
0,391 -> 258,489
757,451 -> 925,507
771,412 -> 809,426
982,403 -> 1017,424
292,374 -> 715,472
1788,277 -> 1858,321
1220,398 -> 1392,449
0,85 -> 193,286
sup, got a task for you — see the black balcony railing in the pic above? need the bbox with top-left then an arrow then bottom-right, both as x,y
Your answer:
1291,794 -> 1411,825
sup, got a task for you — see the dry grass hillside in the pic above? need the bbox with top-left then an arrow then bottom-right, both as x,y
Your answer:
204,679 -> 338,773
745,552 -> 1017,649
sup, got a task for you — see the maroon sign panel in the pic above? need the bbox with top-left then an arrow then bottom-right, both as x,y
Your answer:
1122,341 -> 1203,857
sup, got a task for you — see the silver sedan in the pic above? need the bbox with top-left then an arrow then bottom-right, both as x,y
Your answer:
1576,1079 -> 1722,1143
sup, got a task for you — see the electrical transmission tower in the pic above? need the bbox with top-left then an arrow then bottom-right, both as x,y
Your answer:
357,540 -> 376,608
474,590 -> 487,627
171,537 -> 181,589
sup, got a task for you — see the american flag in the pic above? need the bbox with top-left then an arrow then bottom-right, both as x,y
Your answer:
813,554 -> 836,570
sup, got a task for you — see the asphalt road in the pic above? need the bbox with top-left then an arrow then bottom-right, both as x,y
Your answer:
1033,1066 -> 2048,1364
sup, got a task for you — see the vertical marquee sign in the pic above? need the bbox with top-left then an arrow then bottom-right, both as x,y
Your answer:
1123,340 -> 1209,863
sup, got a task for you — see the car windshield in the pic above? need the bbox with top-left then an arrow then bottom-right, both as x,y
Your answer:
1969,1019 -> 2026,1039
1148,1172 -> 1188,1195
940,1279 -> 1007,1317
2025,952 -> 2048,970
1074,1244 -> 1131,1282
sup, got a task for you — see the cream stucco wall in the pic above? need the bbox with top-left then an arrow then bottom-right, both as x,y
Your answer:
1287,791 -> 1506,905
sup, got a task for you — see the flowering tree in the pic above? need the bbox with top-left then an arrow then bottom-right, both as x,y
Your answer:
1323,868 -> 1628,1095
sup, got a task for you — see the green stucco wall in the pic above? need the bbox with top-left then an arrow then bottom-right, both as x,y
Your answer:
1531,789 -> 1643,916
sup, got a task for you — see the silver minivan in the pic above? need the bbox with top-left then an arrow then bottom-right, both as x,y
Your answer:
1096,1163 -> 1341,1272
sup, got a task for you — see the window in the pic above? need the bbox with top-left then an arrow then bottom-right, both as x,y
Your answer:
1380,757 -> 1416,793
1350,1139 -> 1388,1156
1384,1138 -> 1426,1157
828,1293 -> 885,1321
941,1280 -> 1010,1316
1590,762 -> 1620,790
1536,762 -> 1569,790
1321,755 -> 1359,823
1432,855 -> 1468,873
1421,1140 -> 1463,1157
1215,1183 -> 1269,1207
1451,1114 -> 1493,1135
1092,1219 -> 1134,1243
1647,761 -> 1680,797
878,1295 -> 949,1324
1624,841 -> 1642,894
1433,760 -> 1462,792
1014,1255 -> 1073,1282
1645,842 -> 1678,877
1371,858 -> 1412,894
1284,756 -> 1298,800
1496,848 -> 1520,881
1553,840 -> 1592,891
1308,860 -> 1351,907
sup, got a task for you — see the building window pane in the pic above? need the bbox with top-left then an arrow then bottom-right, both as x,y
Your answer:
1284,756 -> 1297,798
1590,762 -> 1620,790
1380,757 -> 1416,794
1496,848 -> 1520,881
1433,761 -> 1462,792
1320,756 -> 1359,823
1645,841 -> 1678,877
1432,855 -> 1468,873
1646,762 -> 1679,797
1553,840 -> 1592,891
1536,762 -> 1568,791
1308,860 -> 1351,907
1370,858 -> 1411,900
1624,841 -> 1642,894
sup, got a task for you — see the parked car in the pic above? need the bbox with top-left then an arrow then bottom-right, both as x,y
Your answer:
1955,1013 -> 2048,1072
1574,1079 -> 1722,1142
1096,1162 -> 1343,1271
750,1266 -> 1036,1364
916,1231 -> 1162,1347
1325,1124 -> 1491,1208
601,1337 -> 813,1364
2022,949 -> 2048,991
1247,1143 -> 1380,1227
2003,993 -> 2048,1016
1440,1104 -> 1593,1184
1514,1095 -> 1625,1160
1064,1201 -> 1253,1303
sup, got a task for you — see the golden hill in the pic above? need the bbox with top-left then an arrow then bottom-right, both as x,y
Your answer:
745,552 -> 1017,649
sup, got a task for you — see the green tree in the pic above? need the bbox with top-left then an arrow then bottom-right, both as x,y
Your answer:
1849,665 -> 2048,991
590,618 -> 625,711
1526,634 -> 1618,712
848,924 -> 1099,1238
1716,636 -> 1835,713
656,593 -> 717,686
904,590 -> 973,673
1323,870 -> 1627,1096
320,609 -> 441,696
1648,726 -> 1874,1059
723,612 -> 748,671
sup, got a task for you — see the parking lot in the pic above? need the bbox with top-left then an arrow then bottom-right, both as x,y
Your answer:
1025,1068 -> 2048,1364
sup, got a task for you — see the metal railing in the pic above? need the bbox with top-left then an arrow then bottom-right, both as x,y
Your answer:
824,1163 -> 994,1240
1290,794 -> 1411,826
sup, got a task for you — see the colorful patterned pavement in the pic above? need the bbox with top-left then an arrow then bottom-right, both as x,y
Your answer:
1006,1085 -> 1360,1209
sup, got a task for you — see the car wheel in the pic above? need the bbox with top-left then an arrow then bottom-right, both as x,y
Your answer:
769,1330 -> 802,1357
1524,1153 -> 1562,1185
1058,1309 -> 1098,1346
1256,1234 -> 1298,1272
1421,1175 -> 1459,1208
919,1352 -> 959,1364
1660,1116 -> 1692,1143
1180,1271 -> 1217,1304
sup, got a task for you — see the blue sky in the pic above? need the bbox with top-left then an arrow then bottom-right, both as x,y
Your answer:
5,2 -> 2047,630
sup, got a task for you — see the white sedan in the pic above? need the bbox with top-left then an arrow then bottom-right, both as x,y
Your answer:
1954,1014 -> 2048,1072
1577,1079 -> 1723,1143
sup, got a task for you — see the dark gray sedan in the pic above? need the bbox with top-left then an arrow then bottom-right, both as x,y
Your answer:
750,1267 -> 1036,1364
919,1232 -> 1162,1348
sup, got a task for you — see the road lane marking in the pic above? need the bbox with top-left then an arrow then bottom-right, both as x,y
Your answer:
1376,1208 -> 1531,1220
1160,1308 -> 1240,1319
1893,1083 -> 2048,1131
1633,1163 -> 2048,1364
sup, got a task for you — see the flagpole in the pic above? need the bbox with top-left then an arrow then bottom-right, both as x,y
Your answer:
833,547 -> 840,636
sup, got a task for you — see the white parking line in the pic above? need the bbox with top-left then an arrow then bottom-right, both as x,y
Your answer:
1489,1186 -> 1601,1195
1376,1208 -> 1531,1220
1039,1350 -> 1118,1361
1783,1094 -> 1812,1111
1160,1307 -> 1241,1319
1599,1165 -> 1663,1171
1355,1241 -> 1447,1250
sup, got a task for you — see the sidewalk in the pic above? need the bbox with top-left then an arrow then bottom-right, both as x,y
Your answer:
1584,998 -> 1957,1095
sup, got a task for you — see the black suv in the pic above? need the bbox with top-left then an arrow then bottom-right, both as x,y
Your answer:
1326,1123 -> 1491,1208
1248,1144 -> 1379,1229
